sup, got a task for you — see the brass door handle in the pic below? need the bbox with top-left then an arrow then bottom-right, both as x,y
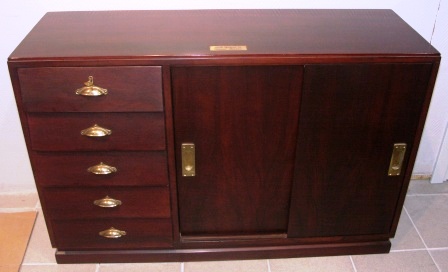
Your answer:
388,143 -> 407,176
99,227 -> 126,238
75,76 -> 108,96
87,162 -> 117,175
94,196 -> 122,208
181,143 -> 196,177
80,124 -> 112,137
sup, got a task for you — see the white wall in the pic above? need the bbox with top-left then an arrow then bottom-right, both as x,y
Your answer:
0,0 -> 446,192
428,0 -> 448,183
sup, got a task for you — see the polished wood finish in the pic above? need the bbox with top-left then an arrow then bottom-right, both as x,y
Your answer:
32,151 -> 168,186
162,66 -> 182,245
9,10 -> 438,59
18,66 -> 163,112
173,66 -> 303,236
52,219 -> 173,250
288,63 -> 433,237
55,240 -> 391,263
42,187 -> 171,219
8,10 -> 440,263
27,113 -> 165,151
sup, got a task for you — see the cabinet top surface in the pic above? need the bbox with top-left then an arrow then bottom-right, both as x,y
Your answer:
9,9 -> 439,60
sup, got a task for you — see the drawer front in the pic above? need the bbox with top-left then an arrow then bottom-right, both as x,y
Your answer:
32,151 -> 168,186
52,218 -> 173,250
18,66 -> 163,112
28,113 -> 166,151
43,187 -> 171,219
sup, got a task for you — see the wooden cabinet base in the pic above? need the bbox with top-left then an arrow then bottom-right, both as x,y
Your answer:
56,240 -> 391,263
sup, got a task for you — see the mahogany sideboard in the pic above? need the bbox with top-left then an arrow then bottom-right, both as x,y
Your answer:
8,10 -> 440,263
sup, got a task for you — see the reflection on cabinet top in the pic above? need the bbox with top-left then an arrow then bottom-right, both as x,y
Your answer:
9,10 -> 439,60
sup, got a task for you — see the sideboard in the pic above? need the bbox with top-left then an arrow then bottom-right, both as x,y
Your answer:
8,10 -> 440,263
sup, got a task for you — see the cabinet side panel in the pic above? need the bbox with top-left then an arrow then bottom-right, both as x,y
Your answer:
288,63 -> 433,238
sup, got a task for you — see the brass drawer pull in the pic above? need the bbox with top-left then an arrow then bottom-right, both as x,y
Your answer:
75,76 -> 108,96
99,227 -> 126,238
87,162 -> 117,175
94,196 -> 122,208
80,124 -> 112,137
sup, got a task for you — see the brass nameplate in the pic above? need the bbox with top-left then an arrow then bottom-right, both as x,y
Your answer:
210,45 -> 248,51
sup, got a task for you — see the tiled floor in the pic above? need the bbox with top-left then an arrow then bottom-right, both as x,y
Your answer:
1,180 -> 447,272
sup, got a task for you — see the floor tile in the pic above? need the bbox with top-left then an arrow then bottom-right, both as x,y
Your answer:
0,192 -> 38,209
20,263 -> 97,272
391,211 -> 425,250
22,210 -> 56,264
405,195 -> 448,248
407,180 -> 448,195
270,256 -> 354,272
184,260 -> 268,272
352,251 -> 438,272
430,249 -> 448,271
99,263 -> 180,272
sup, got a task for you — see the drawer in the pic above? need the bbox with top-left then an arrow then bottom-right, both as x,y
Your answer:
28,113 -> 165,151
42,187 -> 171,219
51,218 -> 173,250
32,151 -> 168,186
18,66 -> 163,112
